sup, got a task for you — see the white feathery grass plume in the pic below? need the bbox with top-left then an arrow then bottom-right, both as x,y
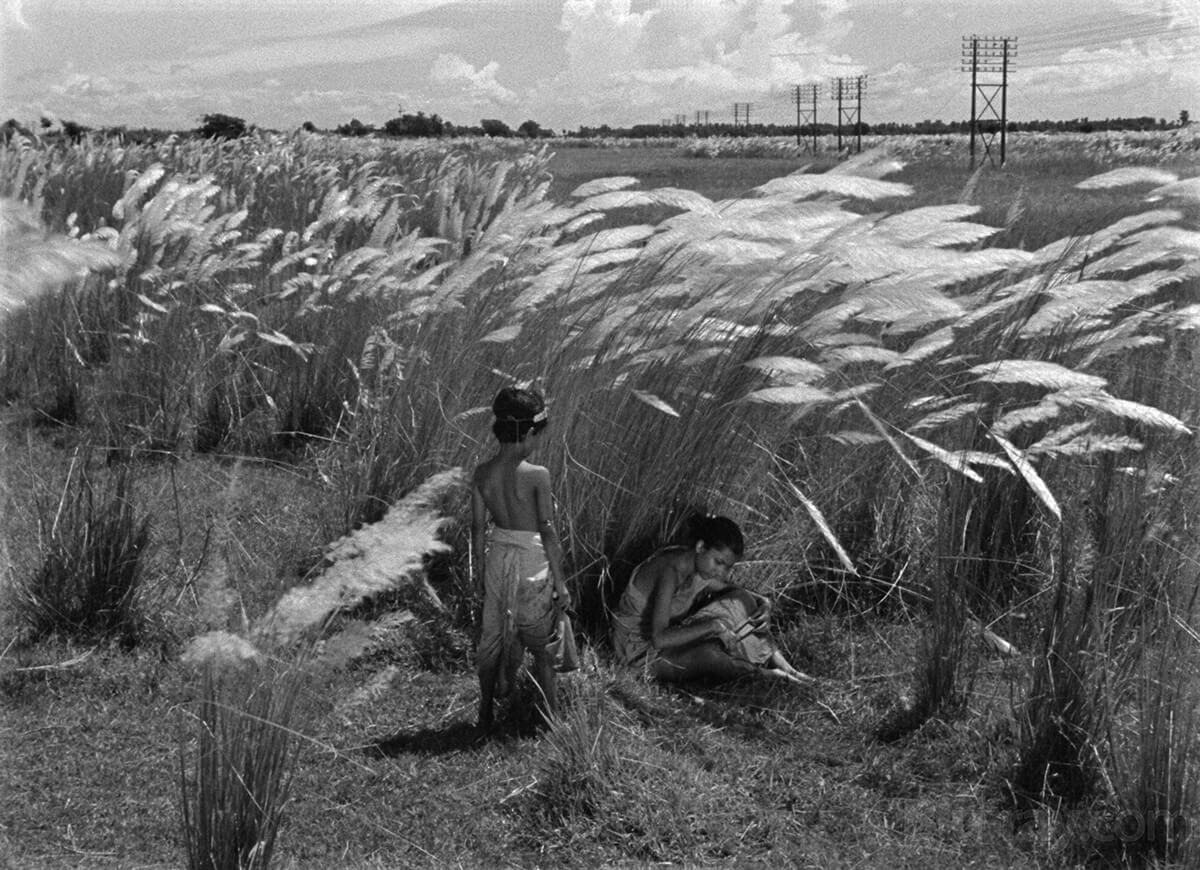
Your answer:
873,204 -> 998,248
990,431 -> 1061,521
778,474 -> 858,576
1065,391 -> 1191,435
844,283 -> 964,326
1075,167 -> 1178,189
1030,210 -> 1181,271
969,360 -> 1108,392
750,173 -> 912,201
180,630 -> 263,670
1028,433 -> 1143,459
1167,303 -> 1200,330
910,401 -> 985,433
828,430 -> 883,446
1,198 -> 121,312
318,610 -> 416,668
743,384 -> 835,405
889,324 -> 955,368
994,395 -> 1066,437
818,345 -> 903,369
1146,176 -> 1200,202
569,176 -> 640,198
902,431 -> 984,483
481,324 -> 522,343
1078,335 -> 1165,369
254,468 -> 465,647
824,146 -> 906,179
743,356 -> 827,383
955,450 -> 1014,473
1017,278 -> 1163,338
112,163 -> 167,221
631,390 -> 679,418
1082,226 -> 1200,276
853,398 -> 921,478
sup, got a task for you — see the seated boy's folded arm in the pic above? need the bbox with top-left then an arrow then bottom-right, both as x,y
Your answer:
649,565 -> 722,650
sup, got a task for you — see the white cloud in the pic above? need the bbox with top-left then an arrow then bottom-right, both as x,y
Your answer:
533,0 -> 858,124
2,0 -> 28,29
51,73 -> 139,99
430,54 -> 517,106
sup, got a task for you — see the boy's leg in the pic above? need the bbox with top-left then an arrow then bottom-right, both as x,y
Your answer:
478,659 -> 498,733
650,641 -> 758,683
530,647 -> 557,725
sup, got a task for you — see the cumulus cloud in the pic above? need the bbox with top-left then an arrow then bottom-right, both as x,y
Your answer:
51,73 -> 141,99
533,0 -> 853,124
430,53 -> 517,105
3,0 -> 28,29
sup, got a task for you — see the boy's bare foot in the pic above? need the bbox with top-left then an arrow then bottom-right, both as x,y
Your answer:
762,666 -> 816,685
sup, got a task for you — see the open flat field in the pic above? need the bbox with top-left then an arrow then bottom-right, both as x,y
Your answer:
3,130 -> 1199,869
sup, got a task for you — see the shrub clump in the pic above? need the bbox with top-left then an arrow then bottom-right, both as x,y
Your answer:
9,454 -> 151,645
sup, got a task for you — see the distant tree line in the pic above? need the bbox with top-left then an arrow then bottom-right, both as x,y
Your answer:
5,107 -> 1188,146
333,109 -> 552,140
576,112 -> 1190,140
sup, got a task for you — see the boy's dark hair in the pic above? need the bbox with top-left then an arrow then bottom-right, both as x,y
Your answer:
686,514 -> 745,557
491,386 -> 548,443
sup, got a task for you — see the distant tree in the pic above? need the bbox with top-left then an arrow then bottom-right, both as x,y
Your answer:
335,118 -> 374,137
383,111 -> 446,137
1,118 -> 33,143
1181,110 -> 1191,127
301,120 -> 317,133
517,119 -> 544,138
480,118 -> 512,137
62,120 -> 90,142
198,113 -> 247,139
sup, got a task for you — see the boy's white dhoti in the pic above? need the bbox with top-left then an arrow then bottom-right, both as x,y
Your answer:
478,527 -> 556,697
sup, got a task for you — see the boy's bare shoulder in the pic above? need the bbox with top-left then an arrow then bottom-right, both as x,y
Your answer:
641,546 -> 689,578
519,460 -> 550,479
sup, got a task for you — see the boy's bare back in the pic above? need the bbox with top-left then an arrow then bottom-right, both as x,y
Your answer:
472,457 -> 552,533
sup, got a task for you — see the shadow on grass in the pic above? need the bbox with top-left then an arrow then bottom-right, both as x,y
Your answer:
366,720 -> 485,757
368,699 -> 550,757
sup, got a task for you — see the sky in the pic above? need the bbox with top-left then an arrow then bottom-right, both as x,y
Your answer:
1,0 -> 1197,132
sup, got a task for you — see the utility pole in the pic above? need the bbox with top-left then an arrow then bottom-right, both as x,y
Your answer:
733,102 -> 752,129
961,34 -> 1017,166
793,83 -> 820,152
830,75 -> 866,153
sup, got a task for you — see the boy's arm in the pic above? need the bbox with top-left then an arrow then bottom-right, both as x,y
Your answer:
532,466 -> 569,605
470,479 -> 487,596
649,564 -> 727,650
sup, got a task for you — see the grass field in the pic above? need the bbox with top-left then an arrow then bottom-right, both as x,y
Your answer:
2,130 -> 1199,869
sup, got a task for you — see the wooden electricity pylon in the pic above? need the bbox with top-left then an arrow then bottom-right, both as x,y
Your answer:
830,75 -> 866,153
961,34 -> 1017,166
793,83 -> 820,152
733,102 -> 752,129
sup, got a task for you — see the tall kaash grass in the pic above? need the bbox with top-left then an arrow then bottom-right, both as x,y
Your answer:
9,449 -> 151,644
178,659 -> 302,870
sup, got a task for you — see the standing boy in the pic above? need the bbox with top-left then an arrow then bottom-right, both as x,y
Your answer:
472,386 -> 569,734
